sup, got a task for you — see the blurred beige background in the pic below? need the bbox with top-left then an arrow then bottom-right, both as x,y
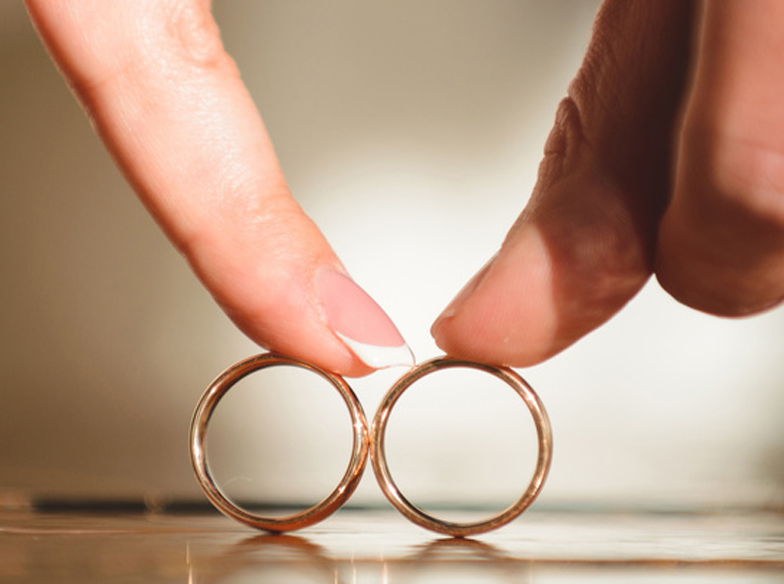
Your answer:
1,1 -> 784,511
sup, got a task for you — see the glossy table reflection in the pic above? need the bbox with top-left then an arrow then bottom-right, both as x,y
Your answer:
1,507 -> 783,582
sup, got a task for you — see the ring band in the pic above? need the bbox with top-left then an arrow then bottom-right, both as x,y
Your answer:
189,353 -> 369,532
370,357 -> 553,537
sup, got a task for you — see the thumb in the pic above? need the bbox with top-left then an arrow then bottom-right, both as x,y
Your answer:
431,0 -> 694,366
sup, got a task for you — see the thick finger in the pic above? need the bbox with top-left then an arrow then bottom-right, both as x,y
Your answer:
25,0 -> 412,375
656,0 -> 784,316
432,0 -> 694,366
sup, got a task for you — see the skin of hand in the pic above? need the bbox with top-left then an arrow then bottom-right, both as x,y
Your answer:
24,0 -> 413,377
433,0 -> 784,366
25,0 -> 784,374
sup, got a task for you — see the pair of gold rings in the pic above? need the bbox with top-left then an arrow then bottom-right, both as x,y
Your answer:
190,353 -> 553,537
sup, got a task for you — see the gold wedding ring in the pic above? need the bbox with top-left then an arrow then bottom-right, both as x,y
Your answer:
189,353 -> 369,532
190,354 -> 552,536
370,357 -> 553,537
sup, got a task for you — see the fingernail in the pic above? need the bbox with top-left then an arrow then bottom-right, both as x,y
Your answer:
431,256 -> 496,336
316,268 -> 414,369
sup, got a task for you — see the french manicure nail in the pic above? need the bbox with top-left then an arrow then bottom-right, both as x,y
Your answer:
316,269 -> 414,369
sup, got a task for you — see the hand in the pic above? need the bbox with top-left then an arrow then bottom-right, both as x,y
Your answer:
25,0 -> 413,377
432,0 -> 784,366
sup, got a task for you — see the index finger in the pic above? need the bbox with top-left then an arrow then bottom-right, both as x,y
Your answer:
25,0 -> 413,375
656,0 -> 784,315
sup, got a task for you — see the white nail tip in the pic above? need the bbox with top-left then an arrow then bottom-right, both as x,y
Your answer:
336,333 -> 415,369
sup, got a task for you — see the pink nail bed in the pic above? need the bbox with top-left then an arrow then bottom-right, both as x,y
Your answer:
316,269 -> 414,369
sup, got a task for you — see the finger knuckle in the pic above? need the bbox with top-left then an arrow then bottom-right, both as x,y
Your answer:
538,97 -> 588,181
163,0 -> 237,75
75,0 -> 237,97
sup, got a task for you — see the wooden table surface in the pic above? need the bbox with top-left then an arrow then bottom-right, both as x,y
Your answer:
1,507 -> 783,582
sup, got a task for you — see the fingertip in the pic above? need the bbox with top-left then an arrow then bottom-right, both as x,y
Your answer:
430,228 -> 566,368
315,268 -> 414,371
223,266 -> 413,379
432,172 -> 654,368
216,271 -> 371,379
